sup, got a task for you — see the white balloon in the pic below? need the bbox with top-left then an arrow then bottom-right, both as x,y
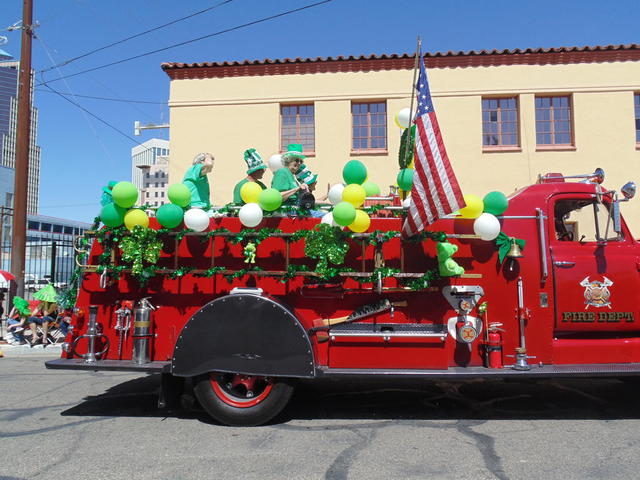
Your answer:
268,154 -> 284,172
239,202 -> 263,228
328,183 -> 345,205
184,208 -> 210,232
397,108 -> 412,128
473,213 -> 501,241
320,212 -> 337,226
402,196 -> 412,208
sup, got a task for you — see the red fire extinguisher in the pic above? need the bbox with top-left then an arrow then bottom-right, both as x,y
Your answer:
487,322 -> 505,369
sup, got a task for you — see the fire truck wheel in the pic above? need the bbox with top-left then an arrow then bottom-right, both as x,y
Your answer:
194,372 -> 295,426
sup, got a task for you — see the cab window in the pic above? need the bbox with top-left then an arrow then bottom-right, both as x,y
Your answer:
553,198 -> 621,243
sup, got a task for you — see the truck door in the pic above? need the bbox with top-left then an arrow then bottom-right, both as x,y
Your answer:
550,193 -> 640,332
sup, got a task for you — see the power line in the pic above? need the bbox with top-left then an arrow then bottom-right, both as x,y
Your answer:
38,0 -> 235,73
42,83 -> 157,151
35,88 -> 166,104
35,0 -> 336,87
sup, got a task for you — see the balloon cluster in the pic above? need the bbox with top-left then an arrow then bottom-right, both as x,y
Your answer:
458,191 -> 509,241
236,182 -> 284,228
395,107 -> 416,194
100,181 -> 207,232
323,160 -> 377,233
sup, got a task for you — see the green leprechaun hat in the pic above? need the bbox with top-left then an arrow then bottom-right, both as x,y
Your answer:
296,163 -> 318,185
282,143 -> 306,162
243,148 -> 267,175
34,283 -> 58,303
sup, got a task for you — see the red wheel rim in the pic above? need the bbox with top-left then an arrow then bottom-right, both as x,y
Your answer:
209,373 -> 274,408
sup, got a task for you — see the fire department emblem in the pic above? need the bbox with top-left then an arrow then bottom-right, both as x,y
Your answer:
580,276 -> 613,309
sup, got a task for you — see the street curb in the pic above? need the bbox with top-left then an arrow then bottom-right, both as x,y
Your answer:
0,343 -> 62,357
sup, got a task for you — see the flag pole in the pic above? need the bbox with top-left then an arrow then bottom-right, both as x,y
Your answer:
401,36 -> 422,200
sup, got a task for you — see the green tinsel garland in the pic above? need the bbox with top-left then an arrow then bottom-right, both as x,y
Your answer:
120,226 -> 163,279
304,224 -> 352,279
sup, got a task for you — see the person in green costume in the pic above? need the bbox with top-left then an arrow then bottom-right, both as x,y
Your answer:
272,143 -> 308,204
233,148 -> 268,204
182,152 -> 214,209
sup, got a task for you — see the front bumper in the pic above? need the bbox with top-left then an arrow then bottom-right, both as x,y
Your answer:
45,358 -> 170,373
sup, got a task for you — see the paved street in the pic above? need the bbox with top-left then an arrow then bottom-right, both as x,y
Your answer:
3,356 -> 640,480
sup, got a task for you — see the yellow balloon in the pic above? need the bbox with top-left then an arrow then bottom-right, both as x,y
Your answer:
458,194 -> 484,219
124,209 -> 149,231
394,113 -> 405,129
349,210 -> 371,233
342,183 -> 367,208
408,159 -> 415,169
240,181 -> 262,204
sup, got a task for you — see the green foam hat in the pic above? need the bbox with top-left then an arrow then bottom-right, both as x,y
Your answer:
243,148 -> 267,175
296,163 -> 318,185
282,143 -> 306,162
12,296 -> 31,317
34,283 -> 58,303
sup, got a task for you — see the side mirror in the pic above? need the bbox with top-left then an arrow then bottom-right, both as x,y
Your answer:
621,182 -> 636,200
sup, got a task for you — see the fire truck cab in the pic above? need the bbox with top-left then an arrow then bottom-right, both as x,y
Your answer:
46,169 -> 640,426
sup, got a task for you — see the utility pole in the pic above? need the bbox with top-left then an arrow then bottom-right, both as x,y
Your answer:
9,0 -> 34,299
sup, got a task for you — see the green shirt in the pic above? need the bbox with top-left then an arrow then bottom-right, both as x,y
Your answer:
182,164 -> 211,209
233,179 -> 266,204
271,168 -> 299,204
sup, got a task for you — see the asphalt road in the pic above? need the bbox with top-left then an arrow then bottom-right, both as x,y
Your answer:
3,357 -> 640,480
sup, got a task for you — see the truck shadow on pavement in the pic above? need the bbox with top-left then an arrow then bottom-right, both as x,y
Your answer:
60,374 -> 640,424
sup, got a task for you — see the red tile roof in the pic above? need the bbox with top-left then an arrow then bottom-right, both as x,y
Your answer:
161,44 -> 640,80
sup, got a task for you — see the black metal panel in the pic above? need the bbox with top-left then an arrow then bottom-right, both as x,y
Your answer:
171,294 -> 315,378
45,358 -> 169,373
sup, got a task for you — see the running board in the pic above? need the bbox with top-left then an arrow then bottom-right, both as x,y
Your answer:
45,358 -> 170,373
317,363 -> 640,379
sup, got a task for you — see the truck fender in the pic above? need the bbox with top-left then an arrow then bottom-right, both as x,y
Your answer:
171,293 -> 315,378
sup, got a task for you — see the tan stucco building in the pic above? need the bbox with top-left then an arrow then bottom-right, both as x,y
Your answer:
162,44 -> 640,232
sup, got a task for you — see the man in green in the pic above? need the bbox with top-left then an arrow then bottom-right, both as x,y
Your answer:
272,143 -> 308,204
182,152 -> 214,209
233,148 -> 268,204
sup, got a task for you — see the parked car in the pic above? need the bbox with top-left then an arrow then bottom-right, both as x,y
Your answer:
25,278 -> 49,292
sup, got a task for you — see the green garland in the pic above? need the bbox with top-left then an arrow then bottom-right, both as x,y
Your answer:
403,269 -> 440,291
193,266 -> 227,278
120,226 -> 163,279
304,224 -> 352,279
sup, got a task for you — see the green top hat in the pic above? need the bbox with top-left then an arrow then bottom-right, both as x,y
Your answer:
243,148 -> 267,175
296,163 -> 318,185
282,143 -> 306,162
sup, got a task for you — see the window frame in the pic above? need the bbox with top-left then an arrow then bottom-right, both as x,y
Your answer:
350,101 -> 388,155
535,95 -> 575,151
279,103 -> 316,155
634,92 -> 640,149
481,96 -> 521,152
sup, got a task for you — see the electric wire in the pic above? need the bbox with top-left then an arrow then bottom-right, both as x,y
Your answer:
35,89 -> 165,104
35,0 -> 336,87
38,0 -> 235,73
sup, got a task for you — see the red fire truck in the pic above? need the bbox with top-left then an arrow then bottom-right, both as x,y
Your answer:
46,169 -> 639,426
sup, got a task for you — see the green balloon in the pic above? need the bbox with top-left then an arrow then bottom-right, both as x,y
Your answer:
483,191 -> 509,215
397,169 -> 415,191
100,203 -> 126,227
168,183 -> 192,207
332,201 -> 357,227
342,160 -> 367,185
112,181 -> 138,208
362,181 -> 380,197
156,203 -> 184,228
258,188 -> 282,211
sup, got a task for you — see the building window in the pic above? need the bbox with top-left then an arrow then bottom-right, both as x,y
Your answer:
635,93 -> 640,144
64,226 -> 73,234
40,223 -> 51,232
280,104 -> 315,153
52,224 -> 63,233
28,220 -> 39,230
352,102 -> 387,151
535,96 -> 573,146
482,97 -> 519,147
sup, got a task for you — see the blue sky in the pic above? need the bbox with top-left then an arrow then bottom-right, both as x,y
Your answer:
3,0 -> 639,222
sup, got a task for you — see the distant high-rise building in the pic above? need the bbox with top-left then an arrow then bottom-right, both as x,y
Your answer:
0,49 -> 41,214
131,138 -> 169,192
141,155 -> 169,207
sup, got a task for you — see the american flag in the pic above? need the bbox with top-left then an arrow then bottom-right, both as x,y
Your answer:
402,57 -> 465,237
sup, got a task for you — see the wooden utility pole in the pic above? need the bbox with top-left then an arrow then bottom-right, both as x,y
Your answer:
9,0 -> 34,299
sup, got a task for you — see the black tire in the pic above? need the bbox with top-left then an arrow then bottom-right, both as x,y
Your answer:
193,372 -> 295,426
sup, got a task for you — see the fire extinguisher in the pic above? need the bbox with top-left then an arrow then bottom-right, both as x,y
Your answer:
132,297 -> 156,364
487,322 -> 505,369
